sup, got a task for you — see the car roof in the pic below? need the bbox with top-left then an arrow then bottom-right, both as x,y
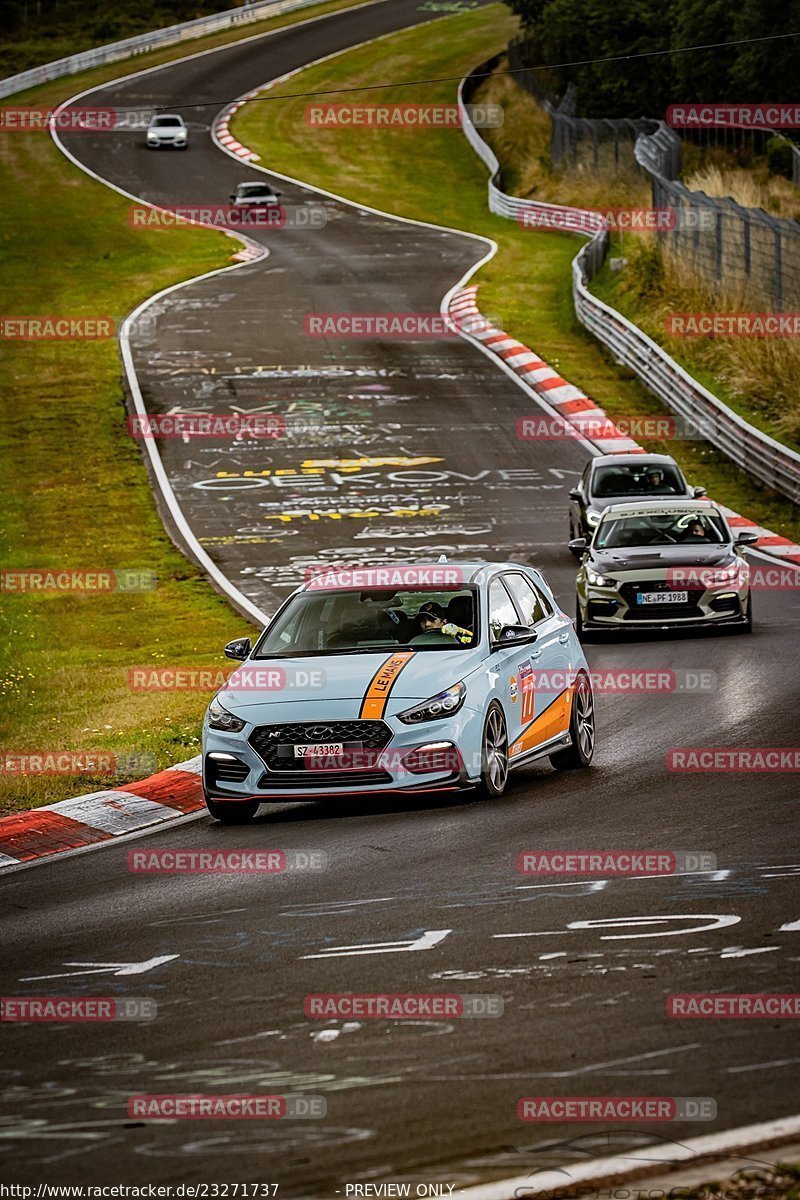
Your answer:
600,498 -> 720,515
152,113 -> 184,121
591,453 -> 679,467
297,561 -> 544,590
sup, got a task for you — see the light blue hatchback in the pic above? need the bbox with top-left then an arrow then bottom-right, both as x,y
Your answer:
202,561 -> 595,822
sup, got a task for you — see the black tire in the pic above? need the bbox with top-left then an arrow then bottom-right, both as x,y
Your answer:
478,702 -> 509,799
737,593 -> 753,634
550,672 -> 595,771
205,795 -> 260,824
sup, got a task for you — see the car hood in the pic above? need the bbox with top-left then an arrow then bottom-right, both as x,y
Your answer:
215,649 -> 479,712
590,545 -> 735,573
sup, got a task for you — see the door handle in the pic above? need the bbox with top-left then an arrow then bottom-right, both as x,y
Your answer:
558,631 -> 570,643
530,648 -> 543,659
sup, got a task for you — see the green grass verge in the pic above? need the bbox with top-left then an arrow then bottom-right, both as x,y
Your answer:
0,0 -> 368,815
233,3 -> 800,545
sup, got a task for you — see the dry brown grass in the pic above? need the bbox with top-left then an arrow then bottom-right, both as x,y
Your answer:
473,60 -> 650,209
600,235 -> 800,447
686,164 -> 800,223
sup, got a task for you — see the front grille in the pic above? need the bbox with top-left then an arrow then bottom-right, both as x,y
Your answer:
256,769 -> 393,789
620,581 -> 704,621
249,720 -> 392,773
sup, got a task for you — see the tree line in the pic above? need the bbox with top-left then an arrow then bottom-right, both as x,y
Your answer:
504,0 -> 797,118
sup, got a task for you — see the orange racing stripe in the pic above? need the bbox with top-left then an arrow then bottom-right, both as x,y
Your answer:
509,688 -> 573,759
359,652 -> 415,719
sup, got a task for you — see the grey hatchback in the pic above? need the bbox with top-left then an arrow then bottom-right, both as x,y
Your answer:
568,453 -> 706,545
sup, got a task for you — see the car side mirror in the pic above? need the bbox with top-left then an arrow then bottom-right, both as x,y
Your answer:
568,487 -> 582,501
569,537 -> 587,557
492,624 -> 538,650
735,530 -> 759,545
229,194 -> 236,202
224,637 -> 251,661
693,486 -> 707,498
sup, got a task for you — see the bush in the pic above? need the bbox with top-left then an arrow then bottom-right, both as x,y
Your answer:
766,136 -> 795,180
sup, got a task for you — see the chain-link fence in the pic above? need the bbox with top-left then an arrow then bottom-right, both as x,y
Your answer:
506,35 -> 800,308
507,38 -> 656,175
636,124 -> 800,309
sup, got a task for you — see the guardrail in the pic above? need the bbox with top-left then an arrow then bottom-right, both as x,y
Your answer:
458,61 -> 800,505
0,0 -> 324,100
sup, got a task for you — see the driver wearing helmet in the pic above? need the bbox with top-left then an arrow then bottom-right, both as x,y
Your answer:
644,467 -> 675,494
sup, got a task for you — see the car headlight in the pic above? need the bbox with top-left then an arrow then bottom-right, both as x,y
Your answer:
147,133 -> 158,141
586,510 -> 602,527
397,681 -> 466,724
207,697 -> 246,733
586,568 -> 615,586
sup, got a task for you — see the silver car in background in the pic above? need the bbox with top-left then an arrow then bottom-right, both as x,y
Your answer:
146,114 -> 188,149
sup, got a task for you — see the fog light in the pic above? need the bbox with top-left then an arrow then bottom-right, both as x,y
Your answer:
402,743 -> 461,775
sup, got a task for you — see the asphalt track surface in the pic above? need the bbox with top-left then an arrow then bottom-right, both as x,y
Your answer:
3,0 -> 800,1192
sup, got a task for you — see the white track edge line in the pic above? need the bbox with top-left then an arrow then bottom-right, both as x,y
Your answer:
456,1113 -> 800,1199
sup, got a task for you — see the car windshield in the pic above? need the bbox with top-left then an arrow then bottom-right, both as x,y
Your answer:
596,510 -> 728,548
152,116 -> 183,127
239,184 -> 273,196
592,463 -> 684,498
253,587 -> 478,656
